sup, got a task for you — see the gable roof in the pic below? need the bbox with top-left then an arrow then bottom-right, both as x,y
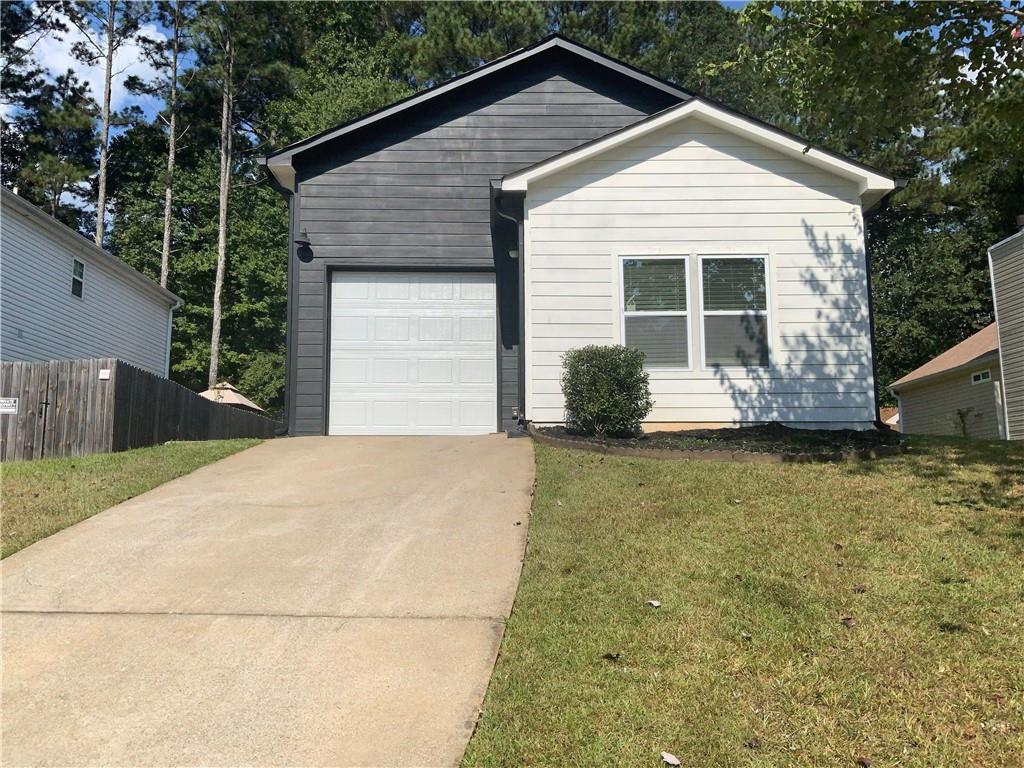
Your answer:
264,34 -> 693,190
889,323 -> 1000,392
1,187 -> 181,309
500,98 -> 896,207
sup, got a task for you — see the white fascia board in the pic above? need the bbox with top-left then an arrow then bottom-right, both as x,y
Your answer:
502,99 -> 895,205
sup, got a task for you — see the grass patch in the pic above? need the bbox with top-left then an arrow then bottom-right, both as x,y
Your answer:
1,439 -> 260,558
539,422 -> 902,455
464,436 -> 1024,767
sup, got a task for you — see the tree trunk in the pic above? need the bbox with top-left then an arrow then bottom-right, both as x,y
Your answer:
208,34 -> 233,388
159,1 -> 180,289
93,0 -> 116,247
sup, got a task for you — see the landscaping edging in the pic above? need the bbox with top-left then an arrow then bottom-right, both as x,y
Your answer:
527,424 -> 908,464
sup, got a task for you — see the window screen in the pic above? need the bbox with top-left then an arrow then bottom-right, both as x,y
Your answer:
622,257 -> 689,368
701,257 -> 769,367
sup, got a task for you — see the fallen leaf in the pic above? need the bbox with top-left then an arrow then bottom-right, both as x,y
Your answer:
732,499 -> 742,504
840,616 -> 855,627
744,736 -> 762,749
834,542 -> 845,551
741,631 -> 753,642
660,752 -> 681,766
855,757 -> 872,767
556,500 -> 563,507
602,652 -> 621,663
852,583 -> 867,594
646,600 -> 662,608
513,521 -> 521,526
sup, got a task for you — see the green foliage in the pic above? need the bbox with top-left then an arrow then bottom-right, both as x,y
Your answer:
561,345 -> 653,437
3,71 -> 98,230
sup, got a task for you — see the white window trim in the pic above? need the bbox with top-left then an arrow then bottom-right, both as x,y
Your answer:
697,253 -> 773,371
618,253 -> 693,372
971,369 -> 992,385
71,257 -> 85,299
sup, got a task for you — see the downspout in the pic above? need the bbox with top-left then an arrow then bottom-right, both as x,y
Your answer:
165,296 -> 182,379
493,186 -> 528,435
258,156 -> 294,437
862,179 -> 907,428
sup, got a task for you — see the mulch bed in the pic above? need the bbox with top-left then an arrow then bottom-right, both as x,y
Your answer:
530,422 -> 906,464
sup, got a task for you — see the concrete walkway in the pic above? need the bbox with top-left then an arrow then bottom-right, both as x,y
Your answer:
1,435 -> 534,767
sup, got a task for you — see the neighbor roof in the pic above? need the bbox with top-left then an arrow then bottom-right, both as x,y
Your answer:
889,323 -> 1000,392
500,98 -> 896,207
264,34 -> 693,190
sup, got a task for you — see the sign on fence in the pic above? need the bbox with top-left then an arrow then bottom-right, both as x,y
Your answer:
0,398 -> 17,415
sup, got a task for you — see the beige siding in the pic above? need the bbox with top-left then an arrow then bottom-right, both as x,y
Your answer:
899,362 -> 1003,440
990,231 -> 1024,439
524,116 -> 874,428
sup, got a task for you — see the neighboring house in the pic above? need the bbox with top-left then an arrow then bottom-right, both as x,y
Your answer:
888,324 -> 1005,440
1,188 -> 180,376
264,35 -> 894,436
989,229 -> 1024,440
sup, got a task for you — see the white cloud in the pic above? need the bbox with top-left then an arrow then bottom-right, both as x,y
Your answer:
32,11 -> 167,120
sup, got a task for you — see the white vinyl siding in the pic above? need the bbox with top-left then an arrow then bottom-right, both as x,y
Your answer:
0,201 -> 174,376
523,116 -> 874,428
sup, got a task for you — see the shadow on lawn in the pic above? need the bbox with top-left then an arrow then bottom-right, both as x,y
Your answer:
850,435 -> 1024,513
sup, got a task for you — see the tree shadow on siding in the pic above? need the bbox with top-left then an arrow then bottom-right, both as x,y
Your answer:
708,217 -> 873,428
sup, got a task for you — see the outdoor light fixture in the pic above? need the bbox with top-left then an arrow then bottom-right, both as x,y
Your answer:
294,228 -> 311,247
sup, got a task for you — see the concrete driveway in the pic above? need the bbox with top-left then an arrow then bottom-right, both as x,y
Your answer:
1,435 -> 534,767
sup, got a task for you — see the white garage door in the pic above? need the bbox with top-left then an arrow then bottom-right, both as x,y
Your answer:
328,272 -> 498,435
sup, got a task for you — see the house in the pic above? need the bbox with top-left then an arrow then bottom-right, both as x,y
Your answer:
0,188 -> 180,376
989,229 -> 1023,439
887,228 -> 1024,442
264,35 -> 895,436
888,324 -> 1005,440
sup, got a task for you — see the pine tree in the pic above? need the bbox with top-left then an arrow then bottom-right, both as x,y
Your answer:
9,71 -> 98,230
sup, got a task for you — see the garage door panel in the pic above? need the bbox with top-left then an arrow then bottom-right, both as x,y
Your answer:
329,272 -> 497,435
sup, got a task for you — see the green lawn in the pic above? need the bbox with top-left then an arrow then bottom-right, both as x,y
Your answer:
464,436 -> 1024,767
1,439 -> 260,558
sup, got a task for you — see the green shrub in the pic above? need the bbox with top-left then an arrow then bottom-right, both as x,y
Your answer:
560,345 -> 653,437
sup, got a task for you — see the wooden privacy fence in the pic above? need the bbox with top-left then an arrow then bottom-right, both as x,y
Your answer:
0,358 -> 279,462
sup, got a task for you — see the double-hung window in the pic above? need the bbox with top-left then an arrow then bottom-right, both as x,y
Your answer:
71,258 -> 85,298
700,255 -> 770,368
621,256 -> 689,368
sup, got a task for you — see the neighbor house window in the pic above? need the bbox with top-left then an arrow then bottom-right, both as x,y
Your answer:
971,369 -> 991,385
621,256 -> 689,367
71,258 -> 84,298
700,256 -> 770,368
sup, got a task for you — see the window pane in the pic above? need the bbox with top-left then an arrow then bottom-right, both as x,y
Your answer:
702,258 -> 766,311
73,260 -> 84,279
71,278 -> 83,298
704,314 -> 769,367
625,315 -> 688,367
623,258 -> 687,313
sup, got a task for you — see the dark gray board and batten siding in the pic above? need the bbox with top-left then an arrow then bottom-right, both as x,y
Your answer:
287,50 -> 682,435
